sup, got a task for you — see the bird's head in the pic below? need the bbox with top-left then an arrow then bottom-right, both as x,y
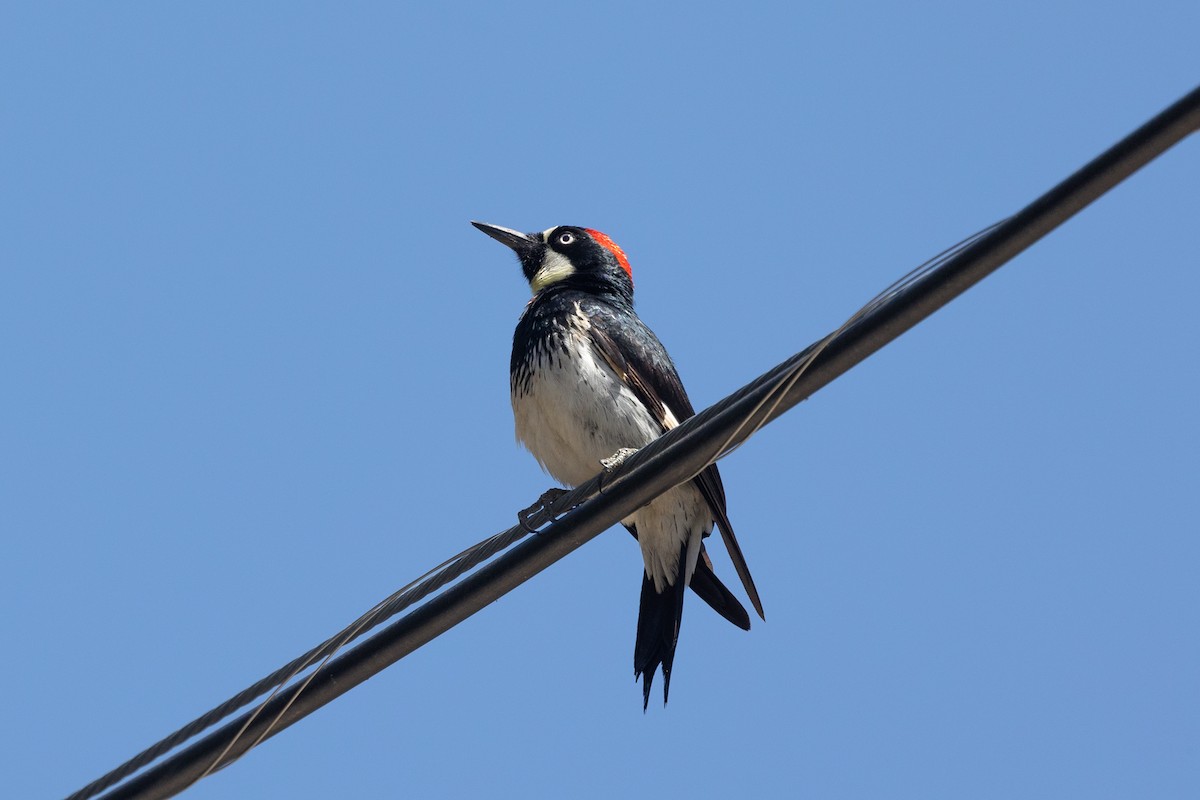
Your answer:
472,222 -> 634,300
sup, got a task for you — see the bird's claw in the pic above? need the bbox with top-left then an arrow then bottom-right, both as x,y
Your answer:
598,447 -> 641,495
601,447 -> 640,472
518,487 -> 571,533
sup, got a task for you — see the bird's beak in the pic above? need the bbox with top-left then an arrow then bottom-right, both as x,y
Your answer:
471,221 -> 539,256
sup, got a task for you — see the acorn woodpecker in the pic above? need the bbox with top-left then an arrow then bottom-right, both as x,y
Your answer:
473,221 -> 764,708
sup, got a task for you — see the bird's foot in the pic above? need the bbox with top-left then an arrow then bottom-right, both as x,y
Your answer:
600,447 -> 640,472
517,487 -> 571,533
598,447 -> 641,495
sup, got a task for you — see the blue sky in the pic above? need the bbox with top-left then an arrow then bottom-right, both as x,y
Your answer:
3,3 -> 1198,798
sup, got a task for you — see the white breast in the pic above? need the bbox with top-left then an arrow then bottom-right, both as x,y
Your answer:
511,304 -> 709,590
512,315 -> 662,488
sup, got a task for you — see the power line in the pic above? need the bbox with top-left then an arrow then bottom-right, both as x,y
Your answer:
75,223 -> 994,800
75,83 -> 1200,800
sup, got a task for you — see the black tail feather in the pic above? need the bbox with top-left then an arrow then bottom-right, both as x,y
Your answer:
624,525 -> 750,632
633,543 -> 689,710
689,546 -> 751,631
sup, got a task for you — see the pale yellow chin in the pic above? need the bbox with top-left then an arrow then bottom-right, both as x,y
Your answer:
529,252 -> 576,294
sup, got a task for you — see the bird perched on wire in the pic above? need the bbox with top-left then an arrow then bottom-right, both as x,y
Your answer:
472,221 -> 764,708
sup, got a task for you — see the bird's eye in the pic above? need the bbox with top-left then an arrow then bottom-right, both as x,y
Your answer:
557,232 -> 575,245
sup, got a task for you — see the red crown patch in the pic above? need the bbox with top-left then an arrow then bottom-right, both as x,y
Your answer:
585,229 -> 633,285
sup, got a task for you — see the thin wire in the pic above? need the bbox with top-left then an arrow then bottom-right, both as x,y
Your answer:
68,525 -> 539,800
192,520 -> 550,784
75,216 -> 1036,796
183,223 -> 1001,782
166,218 -> 1014,792
688,218 -> 1009,484
74,82 -> 1200,800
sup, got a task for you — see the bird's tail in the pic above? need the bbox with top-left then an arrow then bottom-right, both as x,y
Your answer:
689,546 -> 752,631
634,543 -> 689,710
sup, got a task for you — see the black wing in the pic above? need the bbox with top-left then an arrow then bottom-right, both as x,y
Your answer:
585,301 -> 765,620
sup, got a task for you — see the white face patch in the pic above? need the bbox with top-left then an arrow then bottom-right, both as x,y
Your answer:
530,248 -> 576,294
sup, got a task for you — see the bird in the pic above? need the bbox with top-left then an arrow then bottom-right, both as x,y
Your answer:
472,221 -> 764,708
